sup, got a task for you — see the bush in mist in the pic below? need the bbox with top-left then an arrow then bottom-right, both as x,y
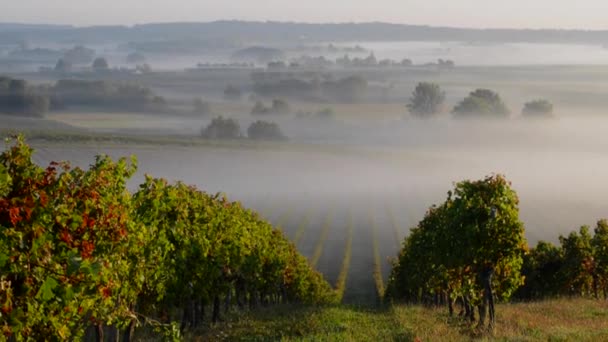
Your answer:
406,82 -> 445,118
54,59 -> 72,73
0,76 -> 50,117
251,99 -> 290,115
223,85 -> 242,101
126,52 -> 146,64
92,57 -> 109,72
452,88 -> 510,118
201,116 -> 241,139
522,99 -> 554,118
193,97 -> 212,116
62,45 -> 95,65
247,120 -> 286,141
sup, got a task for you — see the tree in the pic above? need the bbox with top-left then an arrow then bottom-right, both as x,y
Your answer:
406,82 -> 446,118
515,241 -> 564,300
560,226 -> 595,297
522,99 -> 554,118
63,45 -> 95,65
54,59 -> 72,73
592,220 -> 608,299
193,97 -> 212,116
452,89 -> 510,118
223,85 -> 242,101
247,121 -> 286,141
387,174 -> 526,330
92,57 -> 109,72
126,52 -> 146,64
271,99 -> 290,114
201,116 -> 241,139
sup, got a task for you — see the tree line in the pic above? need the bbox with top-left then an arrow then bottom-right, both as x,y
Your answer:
407,82 -> 554,119
201,116 -> 286,141
0,136 -> 334,341
0,76 -> 168,117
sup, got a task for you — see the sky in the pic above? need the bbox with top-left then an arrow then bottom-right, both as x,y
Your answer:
2,0 -> 608,30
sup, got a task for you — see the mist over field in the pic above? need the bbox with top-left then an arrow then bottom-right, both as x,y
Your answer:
23,115 -> 608,246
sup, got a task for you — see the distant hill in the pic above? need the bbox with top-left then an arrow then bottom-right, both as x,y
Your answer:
1,21 -> 607,45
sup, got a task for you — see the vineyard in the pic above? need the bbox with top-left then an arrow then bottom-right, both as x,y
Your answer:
3,138 -> 608,340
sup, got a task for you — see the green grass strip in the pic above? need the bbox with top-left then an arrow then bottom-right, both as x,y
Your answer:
334,210 -> 353,302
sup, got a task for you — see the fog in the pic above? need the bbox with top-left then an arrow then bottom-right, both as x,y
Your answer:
23,116 -> 608,246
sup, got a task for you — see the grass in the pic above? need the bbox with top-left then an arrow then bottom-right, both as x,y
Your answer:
189,298 -> 608,341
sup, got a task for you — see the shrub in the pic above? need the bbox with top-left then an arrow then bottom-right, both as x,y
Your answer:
452,89 -> 510,118
223,85 -> 242,101
247,120 -> 286,141
201,116 -> 241,139
522,99 -> 554,118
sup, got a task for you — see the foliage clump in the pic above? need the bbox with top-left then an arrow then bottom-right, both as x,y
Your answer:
201,116 -> 241,139
247,120 -> 286,141
452,89 -> 510,118
407,82 -> 445,118
522,99 -> 554,118
387,174 -> 527,329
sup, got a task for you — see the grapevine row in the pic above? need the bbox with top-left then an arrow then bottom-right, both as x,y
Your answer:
0,137 -> 336,341
334,210 -> 353,302
384,204 -> 402,249
310,210 -> 333,268
293,208 -> 313,247
370,207 -> 386,301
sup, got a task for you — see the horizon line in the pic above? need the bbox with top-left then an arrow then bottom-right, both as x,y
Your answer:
2,19 -> 608,33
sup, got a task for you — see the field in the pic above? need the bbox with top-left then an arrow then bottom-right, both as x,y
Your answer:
193,298 -> 608,341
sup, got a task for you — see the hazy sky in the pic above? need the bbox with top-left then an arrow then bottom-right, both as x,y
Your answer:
3,0 -> 608,29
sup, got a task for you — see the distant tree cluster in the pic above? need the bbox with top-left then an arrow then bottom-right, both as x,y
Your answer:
252,75 -> 368,103
201,116 -> 286,141
52,79 -> 168,112
286,53 -> 446,70
0,77 -> 168,116
0,77 -> 50,117
247,120 -> 286,141
201,116 -> 241,139
251,99 -> 290,115
406,82 -> 554,120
